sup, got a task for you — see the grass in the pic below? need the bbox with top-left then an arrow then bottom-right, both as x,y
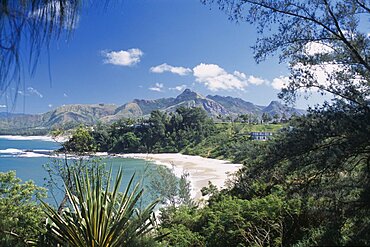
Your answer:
183,123 -> 283,161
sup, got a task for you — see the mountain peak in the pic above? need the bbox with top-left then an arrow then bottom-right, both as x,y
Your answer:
0,90 -> 305,134
269,100 -> 281,105
263,100 -> 305,117
175,89 -> 203,102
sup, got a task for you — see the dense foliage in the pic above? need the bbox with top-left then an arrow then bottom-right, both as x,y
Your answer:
0,171 -> 46,246
63,107 -> 282,163
154,0 -> 370,246
2,1 -> 370,246
230,103 -> 370,245
63,107 -> 214,154
156,105 -> 369,246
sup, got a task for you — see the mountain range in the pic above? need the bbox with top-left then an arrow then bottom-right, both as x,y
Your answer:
0,89 -> 305,134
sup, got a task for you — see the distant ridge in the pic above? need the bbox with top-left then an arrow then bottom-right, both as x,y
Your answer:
0,89 -> 305,134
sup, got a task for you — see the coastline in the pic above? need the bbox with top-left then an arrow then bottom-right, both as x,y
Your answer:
0,135 -> 242,200
117,153 -> 242,200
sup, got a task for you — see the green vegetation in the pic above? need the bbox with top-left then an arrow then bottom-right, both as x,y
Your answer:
148,166 -> 193,207
0,164 -> 161,246
155,105 -> 370,246
42,167 -> 159,246
153,0 -> 370,246
62,107 -> 283,163
1,0 -> 369,246
158,192 -> 297,247
185,122 -> 282,161
0,171 -> 46,246
0,91 -> 296,136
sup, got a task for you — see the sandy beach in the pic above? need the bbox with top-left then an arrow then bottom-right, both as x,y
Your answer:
0,134 -> 242,200
118,153 -> 242,199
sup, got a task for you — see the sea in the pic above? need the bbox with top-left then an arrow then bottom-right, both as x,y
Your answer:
0,136 -> 158,206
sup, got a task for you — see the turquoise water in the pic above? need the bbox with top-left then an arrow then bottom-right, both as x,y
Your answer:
0,136 -> 158,206
0,138 -> 60,151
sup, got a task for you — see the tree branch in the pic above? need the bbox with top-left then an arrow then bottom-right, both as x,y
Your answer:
354,0 -> 370,13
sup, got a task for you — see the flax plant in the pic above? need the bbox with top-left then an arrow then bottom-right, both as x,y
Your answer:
42,167 -> 159,246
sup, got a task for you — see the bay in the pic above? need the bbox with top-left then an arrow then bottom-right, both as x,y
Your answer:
0,136 -> 158,206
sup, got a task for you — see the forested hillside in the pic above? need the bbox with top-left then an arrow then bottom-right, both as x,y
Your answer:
62,107 -> 282,162
0,0 -> 369,246
0,89 -> 303,135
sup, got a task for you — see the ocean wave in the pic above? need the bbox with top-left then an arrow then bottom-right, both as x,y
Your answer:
0,148 -> 55,158
0,148 -> 25,154
18,152 -> 50,158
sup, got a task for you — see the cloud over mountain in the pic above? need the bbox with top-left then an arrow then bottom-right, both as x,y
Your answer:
193,63 -> 248,91
150,63 -> 192,76
149,83 -> 164,92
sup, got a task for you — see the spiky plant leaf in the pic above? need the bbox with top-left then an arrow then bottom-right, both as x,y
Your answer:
42,167 -> 159,246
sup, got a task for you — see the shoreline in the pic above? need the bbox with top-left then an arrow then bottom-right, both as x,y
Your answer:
0,135 -> 242,200
117,153 -> 242,200
5,150 -> 242,200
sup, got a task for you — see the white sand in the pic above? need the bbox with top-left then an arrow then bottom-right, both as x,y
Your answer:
118,153 -> 242,200
0,136 -> 242,200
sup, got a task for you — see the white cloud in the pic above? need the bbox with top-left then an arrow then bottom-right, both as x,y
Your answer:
271,76 -> 289,90
247,75 -> 267,85
193,63 -> 248,91
269,63 -> 358,92
102,48 -> 143,67
304,42 -> 334,56
48,104 -> 53,108
169,85 -> 187,91
19,87 -> 43,98
266,43 -> 346,93
0,105 -> 6,108
294,62 -> 345,89
149,83 -> 164,92
63,92 -> 68,97
27,87 -> 43,98
297,41 -> 366,93
150,63 -> 192,76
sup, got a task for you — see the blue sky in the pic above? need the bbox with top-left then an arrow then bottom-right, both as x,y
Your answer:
2,0 -> 327,114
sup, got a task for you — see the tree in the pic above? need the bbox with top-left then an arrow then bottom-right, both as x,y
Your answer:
157,191 -> 300,247
0,171 -> 46,246
63,125 -> 97,153
0,1 -> 81,99
42,167 -> 160,246
175,107 -> 213,145
261,112 -> 272,123
148,165 -> 193,207
141,110 -> 168,152
273,113 -> 280,123
202,0 -> 370,245
232,106 -> 370,245
115,132 -> 140,153
203,0 -> 369,106
91,122 -> 111,151
239,114 -> 249,123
